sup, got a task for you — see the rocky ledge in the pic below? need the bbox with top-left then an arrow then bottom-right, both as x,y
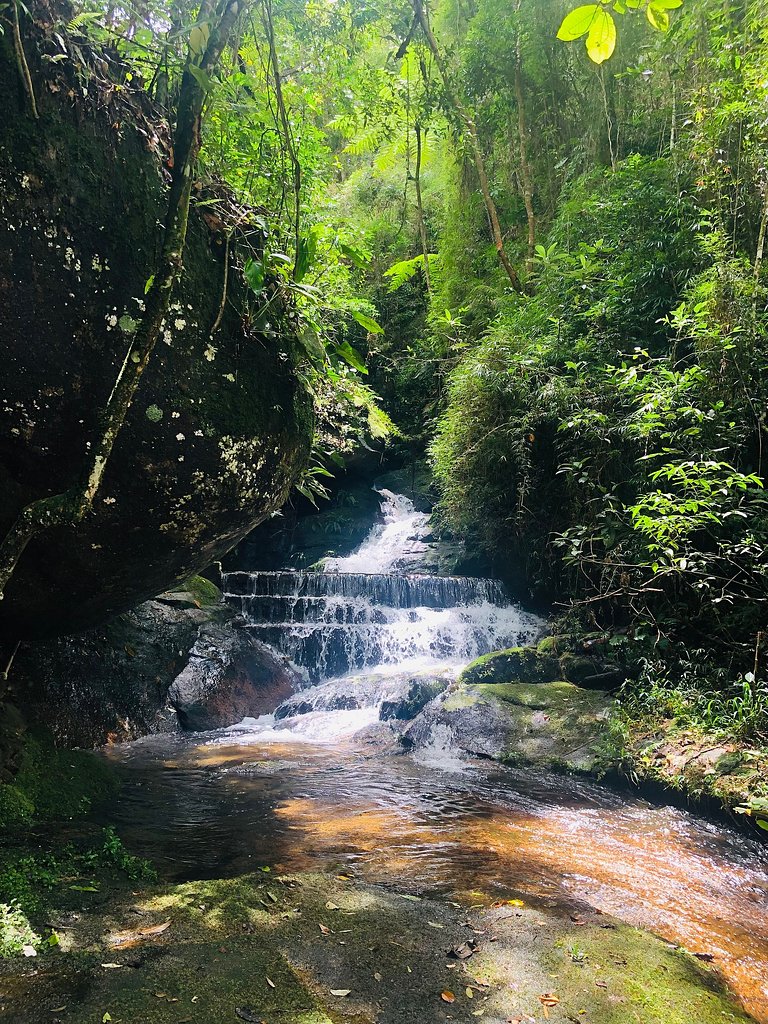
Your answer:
10,577 -> 300,747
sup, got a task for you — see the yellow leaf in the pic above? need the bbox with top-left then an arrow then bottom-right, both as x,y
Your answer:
585,9 -> 616,63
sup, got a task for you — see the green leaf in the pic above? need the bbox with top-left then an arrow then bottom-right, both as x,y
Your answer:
557,5 -> 600,41
336,341 -> 368,374
757,819 -> 768,832
295,225 -> 321,282
586,9 -> 616,63
646,2 -> 670,29
243,257 -> 265,294
189,21 -> 210,56
351,310 -> 383,335
188,63 -> 214,94
338,241 -> 369,268
297,326 -> 326,365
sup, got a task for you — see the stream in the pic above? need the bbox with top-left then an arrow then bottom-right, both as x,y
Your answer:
99,488 -> 768,1022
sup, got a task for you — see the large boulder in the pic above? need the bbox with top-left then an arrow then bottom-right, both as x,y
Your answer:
0,6 -> 312,640
403,679 -> 614,772
168,625 -> 300,731
10,578 -> 301,745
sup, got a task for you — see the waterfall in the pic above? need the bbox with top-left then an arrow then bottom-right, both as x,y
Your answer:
222,490 -> 541,682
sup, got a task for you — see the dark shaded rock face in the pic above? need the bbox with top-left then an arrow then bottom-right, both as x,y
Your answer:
169,626 -> 300,731
0,11 -> 313,640
11,580 -> 301,745
12,598 -> 208,747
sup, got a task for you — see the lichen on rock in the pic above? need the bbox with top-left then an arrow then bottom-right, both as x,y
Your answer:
0,7 -> 313,640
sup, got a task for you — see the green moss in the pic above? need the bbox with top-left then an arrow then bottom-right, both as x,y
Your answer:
459,646 -> 560,685
442,683 -> 482,711
545,922 -> 752,1024
0,728 -> 117,832
0,786 -> 34,830
475,679 -> 600,710
184,574 -> 222,607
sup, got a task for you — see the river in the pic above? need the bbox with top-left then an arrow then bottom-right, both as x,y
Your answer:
99,487 -> 768,1021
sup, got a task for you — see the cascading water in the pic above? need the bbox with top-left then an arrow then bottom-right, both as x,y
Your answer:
91,487 -> 768,1022
222,488 -> 541,685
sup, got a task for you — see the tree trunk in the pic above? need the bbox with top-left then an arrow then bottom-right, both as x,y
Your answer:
409,0 -> 523,294
414,122 -> 432,292
513,56 -> 535,271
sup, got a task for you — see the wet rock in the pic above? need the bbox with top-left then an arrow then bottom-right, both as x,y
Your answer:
460,645 -> 624,691
379,677 -> 448,721
168,627 -> 300,731
10,577 -> 297,745
0,12 -> 312,640
403,679 -> 613,771
273,670 -> 451,722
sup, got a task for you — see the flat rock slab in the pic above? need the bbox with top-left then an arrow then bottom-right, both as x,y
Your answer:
2,872 -> 752,1024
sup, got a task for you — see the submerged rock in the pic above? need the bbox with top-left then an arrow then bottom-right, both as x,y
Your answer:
0,8 -> 312,640
169,625 -> 300,731
273,669 -> 451,722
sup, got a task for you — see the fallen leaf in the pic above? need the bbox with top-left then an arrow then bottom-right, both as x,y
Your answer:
539,993 -> 560,1019
266,977 -> 276,989
330,989 -> 351,997
319,924 -> 331,935
22,945 -> 37,957
266,891 -> 278,903
374,971 -> 382,981
595,980 -> 608,989
466,987 -> 474,999
107,920 -> 171,947
441,991 -> 456,1003
325,901 -> 339,910
100,963 -> 124,970
427,921 -> 444,929
449,941 -> 478,960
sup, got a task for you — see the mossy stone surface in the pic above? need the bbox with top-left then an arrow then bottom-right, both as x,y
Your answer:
0,871 -> 753,1024
0,21 -> 312,641
459,647 -> 561,685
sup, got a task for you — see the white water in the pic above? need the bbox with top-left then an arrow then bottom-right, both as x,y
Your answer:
325,487 -> 431,573
221,487 -> 542,742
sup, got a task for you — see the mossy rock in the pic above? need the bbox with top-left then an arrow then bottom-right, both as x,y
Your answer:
406,680 -> 614,772
0,870 -> 752,1024
0,19 -> 312,640
459,646 -> 560,685
6,728 -> 117,824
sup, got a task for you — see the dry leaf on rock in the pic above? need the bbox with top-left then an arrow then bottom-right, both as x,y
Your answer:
440,991 -> 456,1003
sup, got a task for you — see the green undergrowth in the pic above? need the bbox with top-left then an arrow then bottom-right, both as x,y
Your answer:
601,682 -> 768,831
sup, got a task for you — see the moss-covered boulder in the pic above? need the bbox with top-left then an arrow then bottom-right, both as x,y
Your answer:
0,7 -> 312,640
460,644 -> 624,691
404,679 -> 614,771
459,646 -> 561,685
